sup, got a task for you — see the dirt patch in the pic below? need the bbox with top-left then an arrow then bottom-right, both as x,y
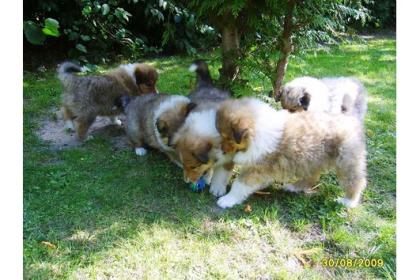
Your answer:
37,109 -> 130,151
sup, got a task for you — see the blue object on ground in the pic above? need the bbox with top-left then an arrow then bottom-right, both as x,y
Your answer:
190,176 -> 206,192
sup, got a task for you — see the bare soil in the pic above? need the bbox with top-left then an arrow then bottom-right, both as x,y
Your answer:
37,109 -> 129,151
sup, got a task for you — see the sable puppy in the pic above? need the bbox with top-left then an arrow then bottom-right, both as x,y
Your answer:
171,108 -> 234,196
170,60 -> 233,194
279,76 -> 367,121
58,62 -> 159,140
216,98 -> 367,209
124,93 -> 195,166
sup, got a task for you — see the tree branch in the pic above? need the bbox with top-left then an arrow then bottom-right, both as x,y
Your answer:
272,0 -> 296,100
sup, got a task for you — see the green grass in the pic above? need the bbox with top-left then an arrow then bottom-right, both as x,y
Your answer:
23,37 -> 396,279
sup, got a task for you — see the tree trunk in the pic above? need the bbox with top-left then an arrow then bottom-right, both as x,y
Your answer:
273,0 -> 296,101
219,23 -> 240,87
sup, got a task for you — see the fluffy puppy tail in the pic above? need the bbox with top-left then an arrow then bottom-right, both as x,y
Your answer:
57,61 -> 82,84
189,59 -> 213,88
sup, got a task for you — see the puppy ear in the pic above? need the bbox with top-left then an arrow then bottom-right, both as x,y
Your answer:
299,92 -> 311,111
232,125 -> 248,144
134,67 -> 148,85
185,102 -> 197,116
156,118 -> 168,135
195,143 -> 212,164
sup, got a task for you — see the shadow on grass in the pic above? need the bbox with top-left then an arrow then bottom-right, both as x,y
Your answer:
24,128 -> 351,278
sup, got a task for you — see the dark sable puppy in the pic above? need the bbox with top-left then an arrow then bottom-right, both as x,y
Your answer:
124,93 -> 195,166
58,62 -> 159,140
187,59 -> 230,108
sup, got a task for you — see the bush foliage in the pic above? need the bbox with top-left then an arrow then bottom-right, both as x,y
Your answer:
23,0 -> 218,63
23,0 -> 394,67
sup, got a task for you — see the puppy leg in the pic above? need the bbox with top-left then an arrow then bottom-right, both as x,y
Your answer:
74,115 -> 96,140
336,152 -> 367,208
167,152 -> 182,168
135,147 -> 148,156
210,163 -> 233,197
217,168 -> 271,208
203,169 -> 214,185
109,116 -> 122,126
126,134 -> 148,156
284,171 -> 321,193
337,173 -> 366,208
62,106 -> 75,130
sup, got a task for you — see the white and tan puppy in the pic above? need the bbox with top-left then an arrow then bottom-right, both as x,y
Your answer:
279,76 -> 367,121
171,107 -> 234,196
216,97 -> 367,209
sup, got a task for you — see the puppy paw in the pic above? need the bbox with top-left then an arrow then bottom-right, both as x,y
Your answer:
337,197 -> 359,208
217,194 -> 241,209
210,183 -> 227,197
203,172 -> 213,185
135,147 -> 148,156
64,120 -> 75,131
110,117 -> 122,126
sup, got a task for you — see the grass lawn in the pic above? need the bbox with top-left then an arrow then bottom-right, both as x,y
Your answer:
23,37 -> 396,279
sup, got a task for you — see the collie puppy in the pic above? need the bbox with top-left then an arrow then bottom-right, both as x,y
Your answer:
216,98 -> 367,209
171,107 -> 234,196
279,76 -> 367,121
170,60 -> 233,194
58,62 -> 158,140
124,93 -> 195,166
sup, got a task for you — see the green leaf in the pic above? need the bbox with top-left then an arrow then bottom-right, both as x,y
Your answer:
45,18 -> 59,29
42,27 -> 59,37
82,6 -> 92,16
42,18 -> 60,37
116,29 -> 126,40
23,21 -> 46,45
80,35 -> 91,41
68,31 -> 79,41
76,43 -> 87,53
102,4 -> 110,15
94,3 -> 101,12
114,8 -> 131,22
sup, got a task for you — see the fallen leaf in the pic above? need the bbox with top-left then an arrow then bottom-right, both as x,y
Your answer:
294,248 -> 321,267
295,254 -> 308,267
244,204 -> 252,213
41,241 -> 57,249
